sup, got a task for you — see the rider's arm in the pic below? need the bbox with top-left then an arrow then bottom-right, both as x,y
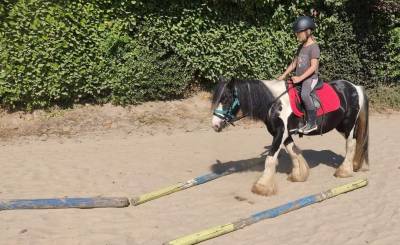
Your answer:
278,57 -> 297,80
296,58 -> 319,82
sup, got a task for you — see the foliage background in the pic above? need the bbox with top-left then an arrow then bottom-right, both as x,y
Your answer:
0,0 -> 399,110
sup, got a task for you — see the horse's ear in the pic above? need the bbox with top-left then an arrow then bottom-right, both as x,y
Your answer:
218,76 -> 228,83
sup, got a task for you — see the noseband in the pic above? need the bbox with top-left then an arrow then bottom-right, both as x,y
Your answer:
213,88 -> 246,126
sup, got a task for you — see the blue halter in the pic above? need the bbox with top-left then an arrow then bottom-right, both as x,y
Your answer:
213,88 -> 242,123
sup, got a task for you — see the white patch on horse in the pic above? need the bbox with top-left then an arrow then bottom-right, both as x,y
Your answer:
343,80 -> 364,119
261,79 -> 291,110
261,79 -> 292,149
261,79 -> 287,97
212,104 -> 225,131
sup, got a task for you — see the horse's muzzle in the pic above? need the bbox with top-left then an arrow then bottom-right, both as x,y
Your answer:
212,116 -> 226,132
213,125 -> 222,132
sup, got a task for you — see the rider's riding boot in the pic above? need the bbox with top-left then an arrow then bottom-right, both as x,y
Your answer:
300,109 -> 318,134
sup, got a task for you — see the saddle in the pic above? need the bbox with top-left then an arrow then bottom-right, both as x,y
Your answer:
288,79 -> 340,117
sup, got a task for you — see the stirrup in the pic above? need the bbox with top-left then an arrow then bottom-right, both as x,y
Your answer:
300,124 -> 318,134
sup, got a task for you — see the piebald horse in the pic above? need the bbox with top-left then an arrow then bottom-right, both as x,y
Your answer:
211,78 -> 369,196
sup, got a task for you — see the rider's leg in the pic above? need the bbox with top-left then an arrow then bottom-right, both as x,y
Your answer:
300,78 -> 318,133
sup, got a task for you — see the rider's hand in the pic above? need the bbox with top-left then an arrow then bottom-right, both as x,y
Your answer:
277,75 -> 286,81
291,76 -> 302,83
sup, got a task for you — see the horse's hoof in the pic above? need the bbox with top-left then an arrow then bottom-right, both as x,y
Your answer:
334,168 -> 353,178
287,168 -> 309,182
287,173 -> 308,182
251,182 -> 277,196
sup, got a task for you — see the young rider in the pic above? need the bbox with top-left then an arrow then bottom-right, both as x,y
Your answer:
278,16 -> 320,134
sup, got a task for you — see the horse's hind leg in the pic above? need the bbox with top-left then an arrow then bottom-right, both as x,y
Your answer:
335,133 -> 355,178
284,137 -> 309,182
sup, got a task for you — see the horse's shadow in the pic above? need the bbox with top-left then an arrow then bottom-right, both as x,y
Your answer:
210,146 -> 344,174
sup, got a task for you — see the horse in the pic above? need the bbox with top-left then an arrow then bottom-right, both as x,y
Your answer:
211,78 -> 369,196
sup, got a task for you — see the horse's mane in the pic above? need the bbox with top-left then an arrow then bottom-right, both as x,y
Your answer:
211,80 -> 228,112
211,78 -> 276,121
233,78 -> 275,121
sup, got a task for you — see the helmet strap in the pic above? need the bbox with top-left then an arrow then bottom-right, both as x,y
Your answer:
306,29 -> 312,39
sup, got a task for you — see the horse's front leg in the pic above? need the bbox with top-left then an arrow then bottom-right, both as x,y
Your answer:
284,137 -> 309,182
252,122 -> 285,196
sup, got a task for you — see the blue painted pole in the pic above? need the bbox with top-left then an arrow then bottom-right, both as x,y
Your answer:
131,161 -> 261,206
165,179 -> 368,245
0,197 -> 129,211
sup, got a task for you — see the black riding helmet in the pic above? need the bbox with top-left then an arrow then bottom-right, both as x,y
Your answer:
292,16 -> 316,33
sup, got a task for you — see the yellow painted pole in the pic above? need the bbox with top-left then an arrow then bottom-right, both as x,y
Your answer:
131,183 -> 185,206
164,179 -> 368,245
131,161 -> 261,206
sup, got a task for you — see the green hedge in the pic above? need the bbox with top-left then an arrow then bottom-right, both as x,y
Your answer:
384,27 -> 400,81
0,1 -> 107,109
0,0 -> 398,110
100,27 -> 192,105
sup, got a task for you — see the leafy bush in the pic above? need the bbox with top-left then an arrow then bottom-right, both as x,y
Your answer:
0,1 -> 108,109
368,85 -> 400,110
99,26 -> 192,105
384,27 -> 400,82
0,0 -> 398,110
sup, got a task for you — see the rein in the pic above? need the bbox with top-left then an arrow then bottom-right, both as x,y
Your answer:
266,81 -> 297,110
213,81 -> 294,126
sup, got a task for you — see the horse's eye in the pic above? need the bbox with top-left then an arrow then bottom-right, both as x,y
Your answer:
222,95 -> 232,105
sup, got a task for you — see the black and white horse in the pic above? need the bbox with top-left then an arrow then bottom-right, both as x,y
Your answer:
211,78 -> 369,196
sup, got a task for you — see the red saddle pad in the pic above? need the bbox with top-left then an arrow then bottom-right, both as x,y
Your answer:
288,82 -> 340,117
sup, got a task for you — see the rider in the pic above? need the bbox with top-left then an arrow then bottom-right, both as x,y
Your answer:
278,16 -> 320,134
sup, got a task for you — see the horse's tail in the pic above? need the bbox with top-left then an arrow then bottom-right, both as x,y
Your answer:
353,86 -> 369,171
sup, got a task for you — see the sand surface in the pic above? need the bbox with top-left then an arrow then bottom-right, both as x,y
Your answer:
0,96 -> 399,245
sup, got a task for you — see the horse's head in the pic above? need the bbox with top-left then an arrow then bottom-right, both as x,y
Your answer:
211,77 -> 241,132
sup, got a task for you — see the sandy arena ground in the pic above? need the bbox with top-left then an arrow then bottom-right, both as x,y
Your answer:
0,93 -> 399,245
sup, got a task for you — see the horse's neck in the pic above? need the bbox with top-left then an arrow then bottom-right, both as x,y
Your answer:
234,79 -> 284,121
260,79 -> 287,99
